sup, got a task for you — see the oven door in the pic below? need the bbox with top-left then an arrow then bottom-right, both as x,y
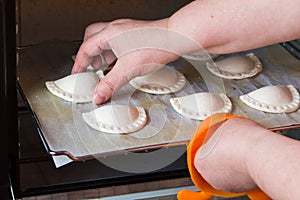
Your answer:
1,0 -> 19,199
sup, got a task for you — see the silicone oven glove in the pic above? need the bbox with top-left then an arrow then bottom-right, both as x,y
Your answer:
177,113 -> 271,200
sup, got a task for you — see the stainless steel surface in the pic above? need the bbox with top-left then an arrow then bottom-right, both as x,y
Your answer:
18,41 -> 300,161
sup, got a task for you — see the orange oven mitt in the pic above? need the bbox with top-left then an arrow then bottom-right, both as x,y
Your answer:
177,113 -> 271,200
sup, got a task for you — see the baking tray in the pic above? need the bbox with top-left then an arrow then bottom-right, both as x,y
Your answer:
17,41 -> 300,161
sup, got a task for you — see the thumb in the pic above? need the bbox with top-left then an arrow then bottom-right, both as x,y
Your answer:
93,60 -> 133,104
93,50 -> 174,104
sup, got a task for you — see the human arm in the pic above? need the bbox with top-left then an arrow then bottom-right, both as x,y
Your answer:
169,0 -> 300,54
72,0 -> 300,104
194,118 -> 300,199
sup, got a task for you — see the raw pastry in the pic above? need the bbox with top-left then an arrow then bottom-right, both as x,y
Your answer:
170,92 -> 232,120
45,70 -> 104,103
206,53 -> 262,79
239,85 -> 300,113
129,67 -> 186,94
82,105 -> 147,134
182,50 -> 219,61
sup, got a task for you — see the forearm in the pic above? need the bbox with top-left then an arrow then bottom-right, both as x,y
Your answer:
194,118 -> 300,199
168,0 -> 300,54
246,130 -> 300,199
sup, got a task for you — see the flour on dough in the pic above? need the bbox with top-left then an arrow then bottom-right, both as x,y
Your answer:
45,70 -> 104,103
170,92 -> 232,120
239,85 -> 300,113
206,53 -> 262,79
82,104 -> 147,134
130,66 -> 186,94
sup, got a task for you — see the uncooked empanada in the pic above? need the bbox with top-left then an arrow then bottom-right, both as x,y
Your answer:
129,67 -> 186,94
82,105 -> 147,134
240,85 -> 300,113
206,53 -> 262,79
182,50 -> 219,61
45,70 -> 104,103
170,92 -> 232,120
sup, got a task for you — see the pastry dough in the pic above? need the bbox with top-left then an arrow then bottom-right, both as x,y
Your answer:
240,85 -> 300,113
182,50 -> 219,61
45,70 -> 104,103
129,67 -> 186,94
206,53 -> 262,79
82,105 -> 147,134
170,92 -> 232,120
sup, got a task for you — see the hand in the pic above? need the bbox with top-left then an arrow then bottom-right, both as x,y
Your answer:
194,118 -> 267,193
72,19 -> 182,104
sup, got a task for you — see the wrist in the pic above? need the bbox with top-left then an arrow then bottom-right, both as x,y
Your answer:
195,117 -> 263,192
244,126 -> 279,193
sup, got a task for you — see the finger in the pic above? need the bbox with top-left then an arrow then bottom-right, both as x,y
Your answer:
103,50 -> 117,65
72,32 -> 110,74
91,55 -> 103,70
90,51 -> 117,70
92,50 -> 169,104
72,48 -> 93,74
93,59 -> 129,104
83,22 -> 108,41
93,53 -> 146,104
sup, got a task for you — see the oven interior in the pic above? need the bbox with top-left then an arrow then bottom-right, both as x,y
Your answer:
2,0 -> 300,199
15,0 -> 194,198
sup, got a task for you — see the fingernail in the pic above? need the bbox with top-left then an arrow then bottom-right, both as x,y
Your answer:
93,92 -> 106,104
71,67 -> 79,74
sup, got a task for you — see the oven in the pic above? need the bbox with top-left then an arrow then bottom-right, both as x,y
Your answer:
3,0 -> 195,199
2,0 -> 300,199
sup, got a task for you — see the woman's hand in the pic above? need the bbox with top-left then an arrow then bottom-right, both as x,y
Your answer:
194,118 -> 265,192
194,117 -> 300,199
72,0 -> 300,105
72,19 -> 182,104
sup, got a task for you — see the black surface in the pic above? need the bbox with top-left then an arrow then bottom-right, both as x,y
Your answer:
1,0 -> 18,199
15,39 -> 300,198
7,0 -> 300,196
281,39 -> 300,60
0,1 -> 9,199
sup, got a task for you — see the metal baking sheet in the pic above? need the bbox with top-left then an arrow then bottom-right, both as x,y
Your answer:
18,41 -> 300,162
